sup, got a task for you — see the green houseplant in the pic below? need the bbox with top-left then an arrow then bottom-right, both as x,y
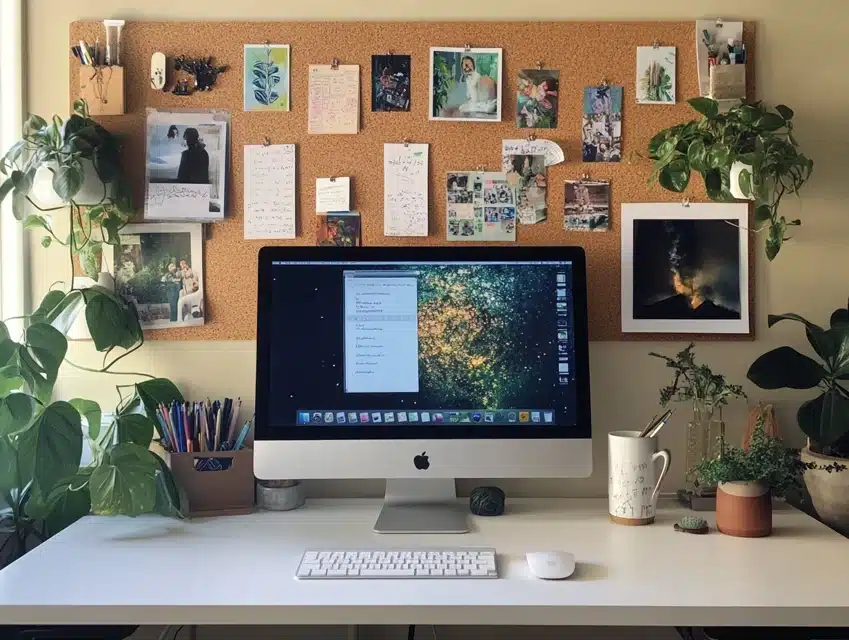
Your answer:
648,97 -> 813,261
0,101 -> 183,566
696,412 -> 804,537
746,302 -> 849,533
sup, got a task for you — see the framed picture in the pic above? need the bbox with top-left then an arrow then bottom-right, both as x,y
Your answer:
621,203 -> 750,334
113,223 -> 204,330
430,47 -> 502,122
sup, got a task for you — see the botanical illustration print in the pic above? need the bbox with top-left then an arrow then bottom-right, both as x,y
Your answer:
517,69 -> 559,128
244,44 -> 290,111
636,46 -> 676,104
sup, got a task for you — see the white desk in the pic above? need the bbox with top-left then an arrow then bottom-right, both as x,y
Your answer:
0,498 -> 847,628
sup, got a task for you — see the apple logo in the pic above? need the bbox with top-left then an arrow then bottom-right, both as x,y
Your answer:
413,451 -> 430,470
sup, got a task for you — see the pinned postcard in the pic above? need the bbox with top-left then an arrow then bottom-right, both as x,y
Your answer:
372,55 -> 411,112
244,44 -> 290,111
144,109 -> 228,220
308,64 -> 360,134
244,144 -> 296,240
582,86 -> 622,163
503,154 -> 546,224
316,177 -> 351,213
517,69 -> 559,128
636,46 -> 676,104
446,171 -> 516,242
564,180 -> 610,232
316,212 -> 361,247
501,139 -> 564,167
384,143 -> 428,237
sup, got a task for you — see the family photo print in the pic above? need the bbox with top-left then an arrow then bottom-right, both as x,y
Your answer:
430,47 -> 502,122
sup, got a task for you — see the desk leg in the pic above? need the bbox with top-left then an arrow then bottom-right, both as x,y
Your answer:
347,625 -> 359,640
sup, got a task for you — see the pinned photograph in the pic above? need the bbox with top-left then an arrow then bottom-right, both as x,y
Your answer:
517,69 -> 559,128
636,46 -> 676,104
446,171 -> 516,241
430,47 -> 502,122
244,44 -> 290,111
372,54 -> 411,112
316,212 -> 362,247
621,203 -> 749,334
564,180 -> 610,231
582,86 -> 622,163
504,154 -> 547,224
144,109 -> 228,220
114,223 -> 204,330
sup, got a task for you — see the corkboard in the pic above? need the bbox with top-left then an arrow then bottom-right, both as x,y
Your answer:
69,20 -> 756,341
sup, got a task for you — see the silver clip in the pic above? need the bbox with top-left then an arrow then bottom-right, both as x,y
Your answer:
403,138 -> 410,147
263,136 -> 272,147
536,60 -> 543,71
581,172 -> 591,181
652,39 -> 660,49
464,43 -> 472,51
527,133 -> 537,142
387,50 -> 393,56
716,17 -> 724,28
265,40 -> 271,47
682,197 -> 691,208
329,176 -> 337,182
331,58 -> 340,70
475,164 -> 486,172
599,78 -> 610,88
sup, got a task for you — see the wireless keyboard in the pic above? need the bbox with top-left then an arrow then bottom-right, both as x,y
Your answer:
295,548 -> 498,579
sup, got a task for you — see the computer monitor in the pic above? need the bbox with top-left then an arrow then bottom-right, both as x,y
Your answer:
255,247 -> 591,533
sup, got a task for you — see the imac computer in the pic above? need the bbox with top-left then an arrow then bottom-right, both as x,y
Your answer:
254,247 -> 591,533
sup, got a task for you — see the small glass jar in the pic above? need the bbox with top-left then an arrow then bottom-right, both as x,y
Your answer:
684,399 -> 725,495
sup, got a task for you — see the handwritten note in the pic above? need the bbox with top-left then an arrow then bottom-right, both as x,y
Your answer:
243,144 -> 296,240
145,183 -> 210,220
502,139 -> 565,167
308,65 -> 360,134
384,143 -> 428,237
316,177 -> 351,213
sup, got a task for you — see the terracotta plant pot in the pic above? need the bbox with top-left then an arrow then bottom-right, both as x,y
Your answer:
716,481 -> 772,537
801,447 -> 849,535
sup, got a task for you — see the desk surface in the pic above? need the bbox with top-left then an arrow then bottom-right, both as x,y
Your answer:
1,498 -> 847,627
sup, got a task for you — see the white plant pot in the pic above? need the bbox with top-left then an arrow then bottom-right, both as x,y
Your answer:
31,158 -> 108,209
729,161 -> 755,200
68,272 -> 114,341
801,447 -> 849,535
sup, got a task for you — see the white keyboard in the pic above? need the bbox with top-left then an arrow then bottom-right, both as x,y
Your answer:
295,548 -> 498,579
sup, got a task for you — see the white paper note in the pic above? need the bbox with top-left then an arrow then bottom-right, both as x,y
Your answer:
316,177 -> 351,213
384,143 -> 429,237
145,183 -> 211,220
243,144 -> 296,240
501,139 -> 565,166
308,65 -> 360,134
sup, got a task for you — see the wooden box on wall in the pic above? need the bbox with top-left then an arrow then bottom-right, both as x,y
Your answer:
78,66 -> 125,116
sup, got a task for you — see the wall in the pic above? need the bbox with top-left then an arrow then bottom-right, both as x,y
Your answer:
25,0 -> 849,501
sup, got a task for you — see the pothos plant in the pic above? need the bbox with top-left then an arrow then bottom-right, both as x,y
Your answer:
648,97 -> 813,261
0,100 -> 183,565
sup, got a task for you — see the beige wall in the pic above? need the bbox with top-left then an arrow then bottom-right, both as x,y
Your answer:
25,0 -> 849,498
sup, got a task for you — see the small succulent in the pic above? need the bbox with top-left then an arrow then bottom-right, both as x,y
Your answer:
674,515 -> 709,534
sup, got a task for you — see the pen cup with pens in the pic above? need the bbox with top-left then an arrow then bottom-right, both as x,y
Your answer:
74,19 -> 126,116
157,398 -> 255,517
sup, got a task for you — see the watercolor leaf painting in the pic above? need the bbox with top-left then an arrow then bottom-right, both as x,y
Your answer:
640,63 -> 673,102
244,44 -> 290,111
253,55 -> 281,105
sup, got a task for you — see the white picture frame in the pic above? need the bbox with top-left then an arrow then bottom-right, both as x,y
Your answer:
429,47 -> 502,122
621,203 -> 749,334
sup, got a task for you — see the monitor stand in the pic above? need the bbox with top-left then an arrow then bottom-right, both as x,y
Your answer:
374,478 -> 469,534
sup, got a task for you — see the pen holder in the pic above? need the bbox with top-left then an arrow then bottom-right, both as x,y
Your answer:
709,64 -> 746,101
167,449 -> 255,517
78,66 -> 125,116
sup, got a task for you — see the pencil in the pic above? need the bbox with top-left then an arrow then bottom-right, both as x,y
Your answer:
213,403 -> 223,451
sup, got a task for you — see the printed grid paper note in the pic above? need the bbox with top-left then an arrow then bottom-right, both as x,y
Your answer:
316,177 -> 351,213
308,64 -> 360,134
501,139 -> 565,167
384,143 -> 429,237
243,144 -> 296,240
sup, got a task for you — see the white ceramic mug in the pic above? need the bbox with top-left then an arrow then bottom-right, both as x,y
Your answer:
608,430 -> 671,525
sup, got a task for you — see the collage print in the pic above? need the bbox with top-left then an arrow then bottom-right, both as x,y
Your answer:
446,172 -> 517,242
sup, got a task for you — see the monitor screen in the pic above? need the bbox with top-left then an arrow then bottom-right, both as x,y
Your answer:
256,251 -> 589,440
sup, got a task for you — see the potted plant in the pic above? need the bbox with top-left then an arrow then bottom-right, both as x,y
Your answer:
648,97 -> 813,261
696,410 -> 804,537
650,343 -> 746,496
0,102 -> 184,568
746,303 -> 849,533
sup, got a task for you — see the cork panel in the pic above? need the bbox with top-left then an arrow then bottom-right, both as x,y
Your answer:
69,21 -> 756,341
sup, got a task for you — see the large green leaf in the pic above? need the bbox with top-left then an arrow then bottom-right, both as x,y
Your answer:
755,113 -> 786,132
797,389 -> 849,447
83,286 -> 142,353
78,242 -> 102,280
69,398 -> 101,441
28,481 -> 91,536
52,165 -> 83,202
707,143 -> 731,169
688,97 -> 719,119
775,104 -> 794,121
89,443 -> 159,516
17,323 -> 67,402
755,204 -> 772,225
11,189 -> 29,220
16,401 -> 82,493
766,313 -> 849,374
658,156 -> 690,192
29,290 -> 66,326
23,114 -> 47,137
0,177 -> 14,204
0,392 -> 39,435
115,413 -> 154,447
0,323 -> 15,366
45,290 -> 85,336
0,364 -> 24,397
0,437 -> 19,492
765,221 -> 784,261
687,139 -> 708,172
135,378 -> 183,421
747,346 -> 825,390
152,452 -> 183,518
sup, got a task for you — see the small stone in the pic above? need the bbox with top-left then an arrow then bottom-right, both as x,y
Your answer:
674,516 -> 710,534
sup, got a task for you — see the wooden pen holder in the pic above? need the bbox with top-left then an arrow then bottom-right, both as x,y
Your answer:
78,66 -> 125,116
167,449 -> 255,517
709,64 -> 746,101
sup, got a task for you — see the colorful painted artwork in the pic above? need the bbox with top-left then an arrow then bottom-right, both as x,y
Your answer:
517,69 -> 559,128
636,46 -> 676,104
372,54 -> 411,112
582,85 -> 622,163
244,44 -> 290,111
430,48 -> 502,122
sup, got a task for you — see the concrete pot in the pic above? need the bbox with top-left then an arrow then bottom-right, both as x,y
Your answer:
801,447 -> 849,534
729,161 -> 755,200
716,480 -> 772,537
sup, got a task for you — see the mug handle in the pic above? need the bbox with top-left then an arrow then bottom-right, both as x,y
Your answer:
650,449 -> 671,507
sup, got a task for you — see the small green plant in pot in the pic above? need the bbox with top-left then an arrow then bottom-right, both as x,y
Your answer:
696,411 -> 804,537
648,97 -> 813,261
746,302 -> 849,534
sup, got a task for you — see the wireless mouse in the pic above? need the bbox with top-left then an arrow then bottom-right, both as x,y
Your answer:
526,551 -> 576,580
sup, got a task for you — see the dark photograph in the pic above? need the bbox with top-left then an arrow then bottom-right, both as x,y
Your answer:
372,54 -> 411,112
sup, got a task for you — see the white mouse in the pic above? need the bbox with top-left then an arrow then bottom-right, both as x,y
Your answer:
526,551 -> 576,580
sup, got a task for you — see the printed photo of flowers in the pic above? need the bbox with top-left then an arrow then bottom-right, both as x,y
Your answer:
244,44 -> 290,111
517,69 -> 559,129
636,46 -> 676,104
